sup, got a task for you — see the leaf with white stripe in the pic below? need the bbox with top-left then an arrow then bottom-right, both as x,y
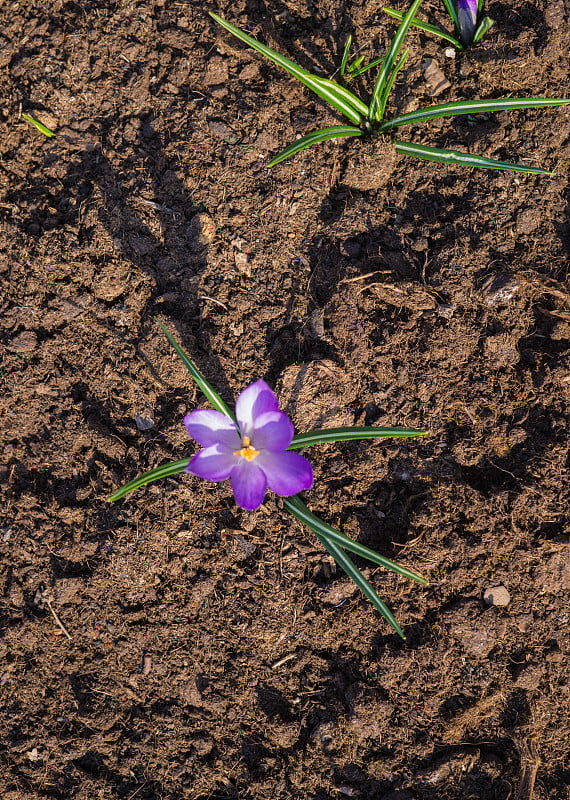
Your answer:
109,458 -> 190,501
284,496 -> 406,637
381,96 -> 570,131
370,0 -> 423,122
377,49 -> 409,120
395,140 -> 552,174
210,13 -> 367,124
284,496 -> 428,585
443,0 -> 459,29
267,126 -> 362,167
382,8 -> 462,48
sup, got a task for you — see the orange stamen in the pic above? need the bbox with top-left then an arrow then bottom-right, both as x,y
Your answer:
233,436 -> 260,461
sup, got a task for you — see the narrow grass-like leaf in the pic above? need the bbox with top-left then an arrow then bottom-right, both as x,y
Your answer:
378,49 -> 409,120
370,0 -> 423,122
22,113 -> 56,137
286,502 -> 405,637
395,140 -> 552,174
267,125 -> 362,167
310,75 -> 369,120
340,35 -> 352,80
382,9 -> 462,48
317,529 -> 405,636
348,56 -> 386,79
155,319 -> 236,421
380,96 -> 570,131
109,427 -> 426,501
473,15 -> 494,43
210,13 -> 367,123
289,425 -> 426,448
443,0 -> 459,29
109,458 -> 190,501
284,496 -> 428,585
347,55 -> 364,74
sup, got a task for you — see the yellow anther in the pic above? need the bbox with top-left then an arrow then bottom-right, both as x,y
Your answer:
233,436 -> 260,461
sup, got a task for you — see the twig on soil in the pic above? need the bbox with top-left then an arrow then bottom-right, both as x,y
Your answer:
44,597 -> 72,640
198,295 -> 229,310
271,653 -> 297,670
126,781 -> 149,800
339,270 -> 391,283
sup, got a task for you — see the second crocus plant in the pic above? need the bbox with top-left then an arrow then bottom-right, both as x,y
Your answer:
110,322 -> 428,638
384,0 -> 494,50
211,3 -> 569,171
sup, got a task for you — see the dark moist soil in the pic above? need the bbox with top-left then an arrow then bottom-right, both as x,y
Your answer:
1,1 -> 569,799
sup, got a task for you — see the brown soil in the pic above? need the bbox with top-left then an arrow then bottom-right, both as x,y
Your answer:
1,1 -> 569,799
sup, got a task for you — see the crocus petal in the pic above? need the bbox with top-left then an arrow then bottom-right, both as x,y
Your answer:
186,444 -> 236,482
184,409 -> 241,449
230,459 -> 268,510
256,450 -> 313,497
457,0 -> 477,40
251,411 -> 294,451
235,379 -> 279,438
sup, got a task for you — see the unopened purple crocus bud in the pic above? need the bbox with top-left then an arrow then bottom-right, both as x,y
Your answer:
184,379 -> 313,510
457,0 -> 478,43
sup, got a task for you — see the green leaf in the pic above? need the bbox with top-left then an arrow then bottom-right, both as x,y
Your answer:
289,425 -> 426,448
267,125 -> 363,167
309,75 -> 369,121
340,34 -> 352,80
380,96 -> 570,131
442,0 -> 459,29
22,113 -> 56,137
210,13 -> 367,124
109,458 -> 190,502
382,8 -> 462,48
473,15 -> 494,43
347,55 -> 364,74
108,426 -> 426,501
377,48 -> 410,120
394,140 -> 552,174
370,0 -> 423,122
155,319 -> 236,421
284,496 -> 428,585
285,498 -> 405,637
348,56 -> 386,80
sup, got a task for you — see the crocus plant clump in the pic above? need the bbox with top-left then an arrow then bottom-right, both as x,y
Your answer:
383,0 -> 494,50
110,323 -> 428,638
210,3 -> 568,171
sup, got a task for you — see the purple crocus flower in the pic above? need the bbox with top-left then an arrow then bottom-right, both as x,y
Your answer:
184,379 -> 313,510
457,0 -> 478,43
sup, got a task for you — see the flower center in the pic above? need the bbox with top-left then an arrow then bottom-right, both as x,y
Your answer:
233,436 -> 260,461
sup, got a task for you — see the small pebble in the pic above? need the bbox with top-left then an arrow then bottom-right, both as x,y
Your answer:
437,303 -> 456,320
515,613 -> 533,632
135,414 -> 154,431
444,47 -> 456,58
8,330 -> 38,353
234,251 -> 250,275
480,272 -> 520,308
483,585 -> 511,607
188,213 -> 216,249
421,57 -> 451,97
